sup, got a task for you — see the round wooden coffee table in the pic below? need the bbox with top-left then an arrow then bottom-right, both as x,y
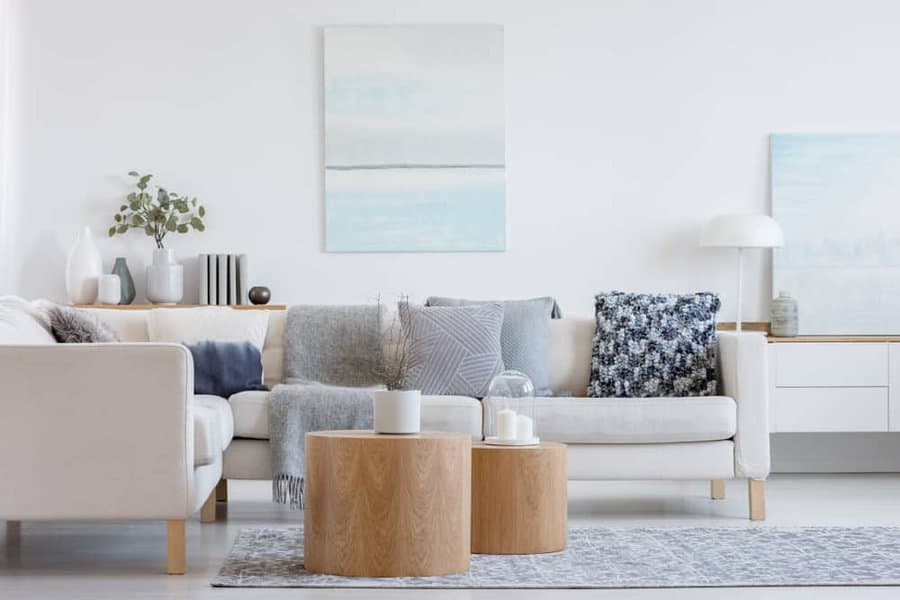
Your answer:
304,430 -> 472,577
471,441 -> 567,554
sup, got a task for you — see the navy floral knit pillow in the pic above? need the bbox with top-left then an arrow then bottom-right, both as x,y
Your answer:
587,292 -> 720,398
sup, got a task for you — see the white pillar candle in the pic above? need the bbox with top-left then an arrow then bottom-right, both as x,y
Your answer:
497,409 -> 517,440
516,414 -> 534,440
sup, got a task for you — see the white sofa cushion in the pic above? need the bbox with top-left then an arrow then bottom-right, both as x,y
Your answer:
148,307 -> 269,350
507,395 -> 737,444
0,296 -> 56,344
193,395 -> 235,466
228,390 -> 483,440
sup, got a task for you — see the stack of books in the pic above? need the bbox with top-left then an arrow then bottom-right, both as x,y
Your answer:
198,254 -> 249,305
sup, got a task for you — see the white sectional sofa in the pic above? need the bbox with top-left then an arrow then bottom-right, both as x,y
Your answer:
0,302 -> 769,575
0,340 -> 229,574
81,306 -> 771,520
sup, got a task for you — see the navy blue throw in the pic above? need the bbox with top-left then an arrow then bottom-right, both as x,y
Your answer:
185,340 -> 269,397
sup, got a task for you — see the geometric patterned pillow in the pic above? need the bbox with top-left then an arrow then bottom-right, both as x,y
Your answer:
400,303 -> 505,397
587,291 -> 720,398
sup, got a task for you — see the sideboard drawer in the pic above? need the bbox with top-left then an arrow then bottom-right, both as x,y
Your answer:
774,343 -> 888,387
774,387 -> 888,432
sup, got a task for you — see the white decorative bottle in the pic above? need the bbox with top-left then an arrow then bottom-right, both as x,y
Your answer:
146,248 -> 184,304
65,226 -> 103,305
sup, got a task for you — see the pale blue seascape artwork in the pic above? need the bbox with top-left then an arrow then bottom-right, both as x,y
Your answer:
324,25 -> 505,252
771,133 -> 900,334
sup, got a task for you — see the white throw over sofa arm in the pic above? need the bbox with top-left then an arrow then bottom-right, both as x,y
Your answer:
0,343 -> 220,573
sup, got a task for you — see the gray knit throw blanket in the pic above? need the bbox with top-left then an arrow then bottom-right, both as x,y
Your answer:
270,383 -> 376,508
270,304 -> 387,508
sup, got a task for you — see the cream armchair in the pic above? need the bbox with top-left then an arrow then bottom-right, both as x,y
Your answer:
0,343 -> 232,574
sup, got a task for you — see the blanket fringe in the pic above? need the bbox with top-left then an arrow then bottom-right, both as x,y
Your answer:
273,474 -> 304,509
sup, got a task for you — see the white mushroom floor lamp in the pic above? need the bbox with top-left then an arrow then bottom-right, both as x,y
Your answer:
700,214 -> 784,332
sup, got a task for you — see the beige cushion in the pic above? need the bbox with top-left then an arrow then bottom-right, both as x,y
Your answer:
547,317 -> 594,396
148,307 -> 269,350
228,390 -> 483,440
193,395 -> 234,466
494,395 -> 737,444
81,308 -> 150,341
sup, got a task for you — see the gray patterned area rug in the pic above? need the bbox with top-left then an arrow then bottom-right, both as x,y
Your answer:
212,526 -> 900,588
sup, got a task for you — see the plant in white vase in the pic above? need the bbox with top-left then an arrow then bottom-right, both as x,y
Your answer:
373,298 -> 421,434
107,171 -> 207,304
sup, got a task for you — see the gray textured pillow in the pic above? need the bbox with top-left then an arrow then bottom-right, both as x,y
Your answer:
47,306 -> 118,343
282,304 -> 386,387
425,296 -> 556,395
401,303 -> 505,397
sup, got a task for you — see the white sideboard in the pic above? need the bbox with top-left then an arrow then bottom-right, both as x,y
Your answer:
768,339 -> 900,433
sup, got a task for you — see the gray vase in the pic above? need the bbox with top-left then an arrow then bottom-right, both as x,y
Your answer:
112,257 -> 136,305
771,291 -> 799,337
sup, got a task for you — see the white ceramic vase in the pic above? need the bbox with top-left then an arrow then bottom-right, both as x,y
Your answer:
373,390 -> 421,434
146,248 -> 184,304
97,274 -> 121,305
65,226 -> 103,305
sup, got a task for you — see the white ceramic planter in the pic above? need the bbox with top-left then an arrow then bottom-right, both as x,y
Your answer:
147,248 -> 184,304
65,226 -> 103,305
373,390 -> 421,434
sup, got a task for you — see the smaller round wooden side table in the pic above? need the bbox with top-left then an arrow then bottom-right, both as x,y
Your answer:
304,430 -> 472,577
471,441 -> 567,554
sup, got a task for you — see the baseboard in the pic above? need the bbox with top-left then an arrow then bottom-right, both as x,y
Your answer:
772,433 -> 900,473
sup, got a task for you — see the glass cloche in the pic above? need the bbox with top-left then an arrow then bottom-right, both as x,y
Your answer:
484,370 -> 538,446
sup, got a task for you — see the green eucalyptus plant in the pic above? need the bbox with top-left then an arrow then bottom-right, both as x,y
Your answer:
108,171 -> 206,249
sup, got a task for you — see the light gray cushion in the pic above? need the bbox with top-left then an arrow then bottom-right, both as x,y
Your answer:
425,296 -> 555,395
282,304 -> 385,387
47,306 -> 118,343
401,303 -> 505,397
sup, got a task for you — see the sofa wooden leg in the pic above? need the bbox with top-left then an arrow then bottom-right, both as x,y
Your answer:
216,478 -> 228,503
6,520 -> 21,541
710,479 -> 726,500
200,490 -> 217,523
167,520 -> 185,575
748,479 -> 766,521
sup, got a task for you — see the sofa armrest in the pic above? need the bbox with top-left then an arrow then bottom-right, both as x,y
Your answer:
0,343 -> 197,520
717,332 -> 770,479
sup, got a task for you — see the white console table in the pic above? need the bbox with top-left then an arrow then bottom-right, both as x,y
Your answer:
767,335 -> 900,433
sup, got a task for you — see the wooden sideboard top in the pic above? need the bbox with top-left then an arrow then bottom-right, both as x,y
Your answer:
717,321 -> 900,343
75,304 -> 287,310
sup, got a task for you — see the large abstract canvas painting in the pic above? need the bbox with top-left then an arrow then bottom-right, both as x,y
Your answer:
324,25 -> 505,252
771,133 -> 900,334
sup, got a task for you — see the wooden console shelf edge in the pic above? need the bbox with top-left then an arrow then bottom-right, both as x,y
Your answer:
718,321 -> 900,343
75,304 -> 286,310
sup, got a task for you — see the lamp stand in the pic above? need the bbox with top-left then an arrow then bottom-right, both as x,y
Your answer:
735,247 -> 744,332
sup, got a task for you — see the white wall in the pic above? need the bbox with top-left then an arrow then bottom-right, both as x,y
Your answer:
5,0 -> 900,317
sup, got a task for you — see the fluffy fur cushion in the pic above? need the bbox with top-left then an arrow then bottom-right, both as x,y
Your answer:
588,291 -> 720,398
47,306 -> 119,343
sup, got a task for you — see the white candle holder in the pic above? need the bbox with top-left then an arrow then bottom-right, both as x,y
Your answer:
484,370 -> 539,446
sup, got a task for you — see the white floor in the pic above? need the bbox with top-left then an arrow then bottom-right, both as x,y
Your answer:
3,475 -> 900,599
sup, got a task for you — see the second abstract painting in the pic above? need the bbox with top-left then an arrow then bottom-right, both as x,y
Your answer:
324,25 -> 505,252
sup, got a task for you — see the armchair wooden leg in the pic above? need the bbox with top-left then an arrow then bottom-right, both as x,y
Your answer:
710,479 -> 726,500
748,479 -> 766,521
167,520 -> 185,575
216,478 -> 228,503
200,489 -> 217,523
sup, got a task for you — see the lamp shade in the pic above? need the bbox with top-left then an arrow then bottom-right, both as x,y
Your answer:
699,214 -> 784,248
